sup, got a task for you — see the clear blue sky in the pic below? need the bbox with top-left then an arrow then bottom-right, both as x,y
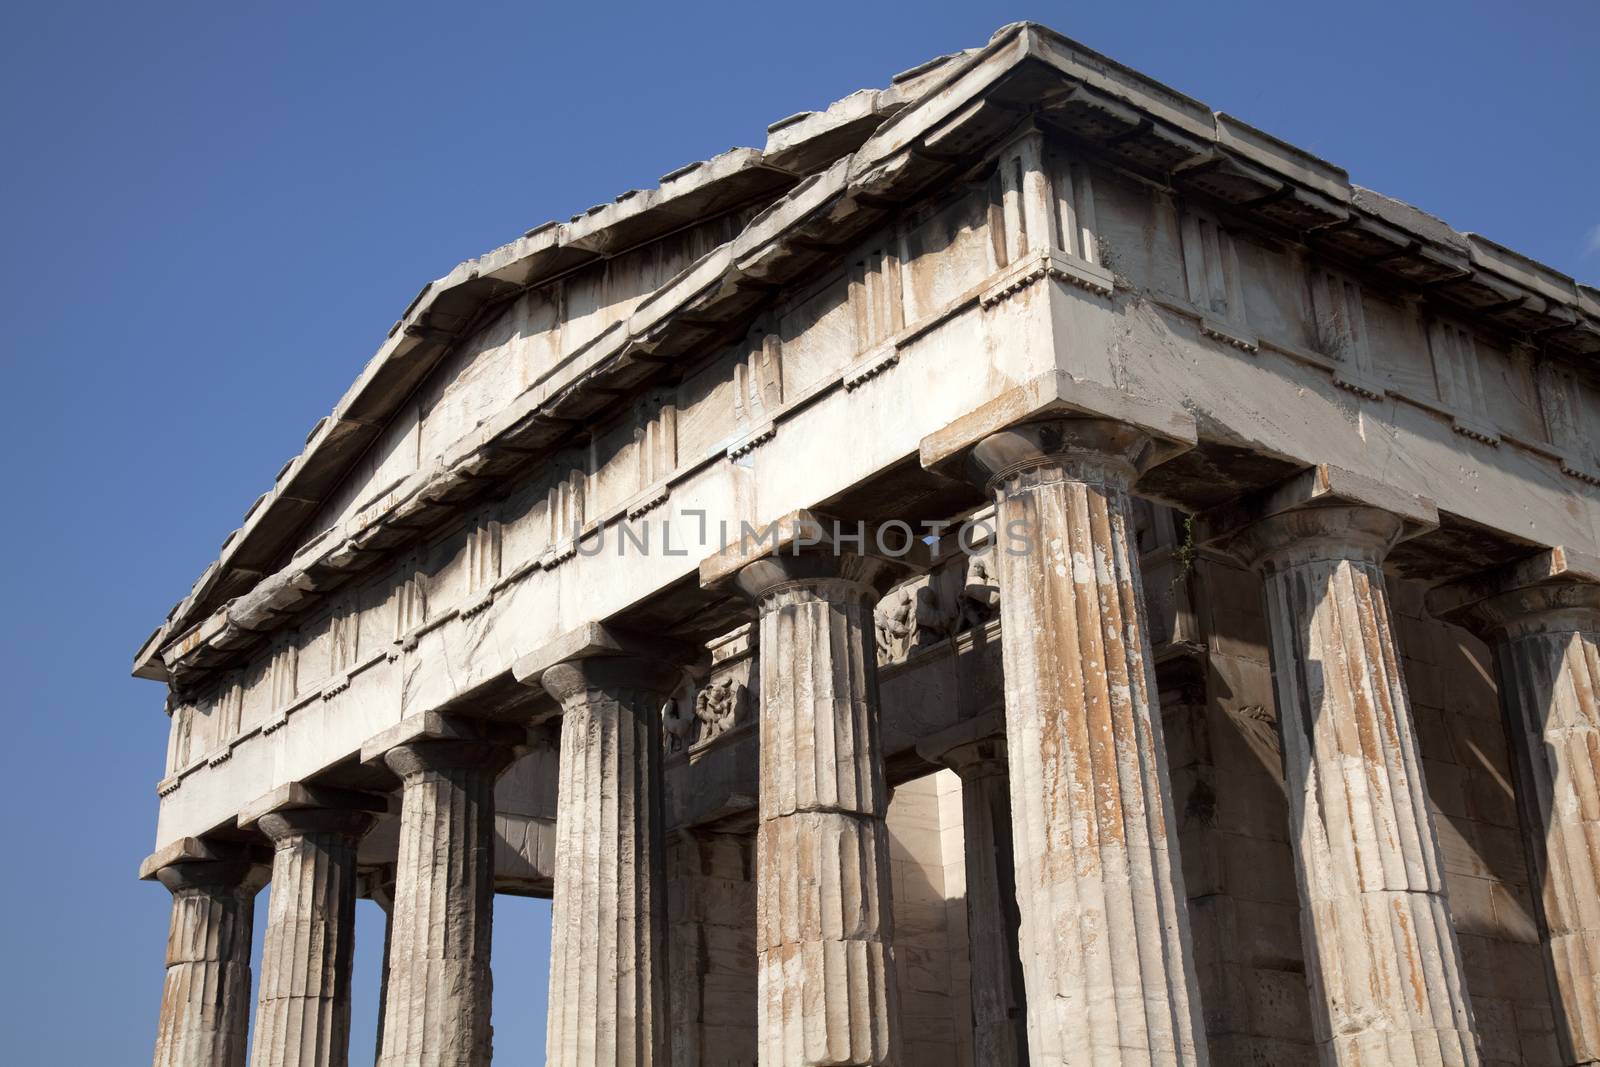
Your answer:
0,1 -> 1594,1062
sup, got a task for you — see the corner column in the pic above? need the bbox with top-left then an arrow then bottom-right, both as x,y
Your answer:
1432,551 -> 1600,1065
151,855 -> 264,1067
250,808 -> 377,1067
710,543 -> 903,1066
965,416 -> 1207,1064
918,718 -> 1027,1067
375,737 -> 515,1067
536,649 -> 680,1067
1217,488 -> 1479,1066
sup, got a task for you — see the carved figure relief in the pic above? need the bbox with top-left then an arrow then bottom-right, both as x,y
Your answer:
662,698 -> 695,754
663,676 -> 748,754
874,584 -> 919,660
875,554 -> 1003,665
693,676 -> 744,742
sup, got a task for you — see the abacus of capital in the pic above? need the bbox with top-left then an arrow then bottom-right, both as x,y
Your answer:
134,22 -> 1600,1067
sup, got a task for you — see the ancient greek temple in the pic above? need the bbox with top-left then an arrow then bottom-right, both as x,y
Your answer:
133,22 -> 1600,1067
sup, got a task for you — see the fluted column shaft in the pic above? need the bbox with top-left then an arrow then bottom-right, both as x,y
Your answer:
972,417 -> 1206,1066
540,655 -> 678,1067
1231,505 -> 1479,1066
153,860 -> 261,1067
944,737 -> 1028,1067
738,553 -> 901,1066
251,809 -> 375,1067
377,740 -> 513,1067
1464,582 -> 1600,1065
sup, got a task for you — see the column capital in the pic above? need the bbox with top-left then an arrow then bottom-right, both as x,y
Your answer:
698,508 -> 921,602
238,781 -> 389,836
915,714 -> 1007,779
1428,546 -> 1600,639
540,656 -> 683,707
154,858 -> 266,896
513,621 -> 689,707
255,808 -> 378,846
917,369 -> 1195,488
140,836 -> 269,886
383,739 -> 516,782
359,710 -> 525,770
971,418 -> 1171,491
1198,463 -> 1437,572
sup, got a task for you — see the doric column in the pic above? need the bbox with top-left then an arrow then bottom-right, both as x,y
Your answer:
703,529 -> 905,1067
1431,550 -> 1600,1065
151,857 -> 263,1067
250,808 -> 377,1067
918,717 -> 1027,1067
1215,478 -> 1480,1066
535,646 -> 680,1067
376,738 -> 515,1067
959,415 -> 1207,1065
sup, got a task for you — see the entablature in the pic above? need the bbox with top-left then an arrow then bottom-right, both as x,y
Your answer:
138,21 -> 1599,725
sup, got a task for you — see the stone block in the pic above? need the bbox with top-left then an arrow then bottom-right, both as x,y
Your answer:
1473,994 -> 1521,1065
1179,824 -> 1223,897
1474,824 -> 1532,884
1230,899 -> 1304,969
1221,833 -> 1298,905
1244,965 -> 1313,1040
1412,702 -> 1459,762
1491,882 -> 1541,944
1435,815 -> 1490,879
1467,764 -> 1520,829
1423,757 -> 1471,819
1206,1034 -> 1318,1066
1449,875 -> 1500,936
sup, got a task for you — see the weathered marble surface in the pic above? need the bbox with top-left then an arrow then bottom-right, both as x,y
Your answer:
153,860 -> 263,1067
1225,501 -> 1480,1066
541,654 -> 679,1067
376,740 -> 513,1067
1433,552 -> 1600,1066
251,809 -> 375,1067
964,417 -> 1209,1065
734,553 -> 903,1066
666,830 -> 759,1067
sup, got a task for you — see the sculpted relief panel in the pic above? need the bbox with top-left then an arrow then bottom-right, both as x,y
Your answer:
665,626 -> 755,757
874,552 -> 1001,667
